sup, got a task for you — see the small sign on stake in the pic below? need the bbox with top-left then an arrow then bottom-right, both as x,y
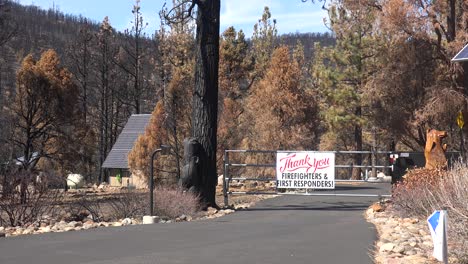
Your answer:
427,210 -> 448,263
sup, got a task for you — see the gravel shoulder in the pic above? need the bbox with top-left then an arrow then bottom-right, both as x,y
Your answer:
366,202 -> 459,264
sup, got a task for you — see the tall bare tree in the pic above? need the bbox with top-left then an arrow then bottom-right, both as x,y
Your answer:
115,0 -> 150,114
162,0 -> 220,207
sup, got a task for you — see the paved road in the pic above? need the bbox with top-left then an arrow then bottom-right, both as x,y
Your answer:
0,183 -> 390,264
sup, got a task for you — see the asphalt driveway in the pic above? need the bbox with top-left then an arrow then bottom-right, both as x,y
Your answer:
0,183 -> 390,264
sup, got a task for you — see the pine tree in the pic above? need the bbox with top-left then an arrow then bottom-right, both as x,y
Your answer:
312,3 -> 378,179
11,49 -> 79,171
217,26 -> 251,170
245,46 -> 318,151
128,101 -> 169,184
250,6 -> 277,85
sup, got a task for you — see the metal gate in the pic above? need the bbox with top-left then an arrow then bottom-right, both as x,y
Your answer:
222,150 -> 393,206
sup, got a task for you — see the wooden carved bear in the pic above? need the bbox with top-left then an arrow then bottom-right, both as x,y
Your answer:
179,138 -> 202,193
424,129 -> 448,169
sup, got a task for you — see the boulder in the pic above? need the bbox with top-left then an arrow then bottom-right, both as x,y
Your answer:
66,174 -> 85,189
121,218 -> 132,226
217,175 -> 224,186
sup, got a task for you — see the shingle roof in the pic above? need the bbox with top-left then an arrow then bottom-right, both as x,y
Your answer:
102,114 -> 151,169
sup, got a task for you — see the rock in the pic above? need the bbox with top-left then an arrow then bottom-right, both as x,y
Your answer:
380,243 -> 395,252
382,176 -> 392,182
15,228 -> 24,235
223,209 -> 235,214
404,255 -> 428,263
121,218 -> 132,226
217,175 -> 224,186
422,241 -> 433,247
113,222 -> 122,227
40,226 -> 51,233
179,215 -> 187,221
67,221 -> 82,228
0,227 -> 4,232
371,203 -> 384,212
63,227 -> 75,232
66,174 -> 85,189
98,182 -> 108,190
0,232 -> 5,238
206,207 -> 218,215
392,246 -> 405,254
83,222 -> 95,229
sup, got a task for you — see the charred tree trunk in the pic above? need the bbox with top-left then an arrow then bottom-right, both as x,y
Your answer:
447,0 -> 456,42
190,0 -> 220,207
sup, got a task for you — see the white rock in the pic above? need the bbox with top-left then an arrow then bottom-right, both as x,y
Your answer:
63,227 -> 75,232
40,226 -> 51,233
66,174 -> 85,189
83,223 -> 95,229
179,215 -> 187,221
392,246 -> 405,254
380,243 -> 395,252
224,209 -> 235,214
67,221 -> 82,228
218,175 -> 224,186
121,218 -> 132,226
383,176 -> 392,182
23,228 -> 34,235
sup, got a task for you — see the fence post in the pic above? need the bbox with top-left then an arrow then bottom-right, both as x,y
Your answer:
371,127 -> 377,179
223,150 -> 229,206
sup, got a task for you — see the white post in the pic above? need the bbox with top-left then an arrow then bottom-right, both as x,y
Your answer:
427,210 -> 448,263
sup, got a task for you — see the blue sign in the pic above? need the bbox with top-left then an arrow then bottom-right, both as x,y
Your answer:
427,211 -> 440,232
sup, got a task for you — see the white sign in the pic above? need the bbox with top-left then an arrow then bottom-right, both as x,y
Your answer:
276,152 -> 335,189
427,210 -> 448,263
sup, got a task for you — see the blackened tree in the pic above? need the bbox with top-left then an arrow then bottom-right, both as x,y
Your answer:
162,0 -> 220,207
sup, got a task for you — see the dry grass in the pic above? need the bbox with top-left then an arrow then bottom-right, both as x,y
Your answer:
0,170 -> 64,227
392,164 -> 468,262
153,186 -> 201,219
